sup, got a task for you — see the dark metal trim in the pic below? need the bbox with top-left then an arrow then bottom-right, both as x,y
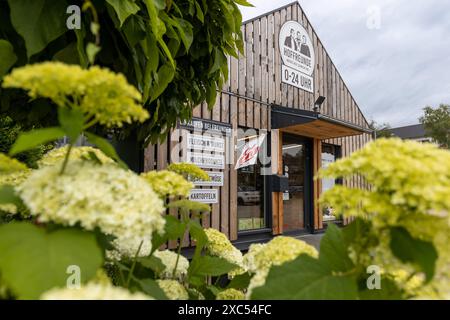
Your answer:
317,114 -> 373,134
271,104 -> 373,134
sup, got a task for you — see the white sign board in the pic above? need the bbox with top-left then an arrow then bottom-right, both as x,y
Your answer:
190,172 -> 224,187
189,189 -> 219,204
282,65 -> 314,93
235,134 -> 266,170
321,152 -> 336,193
279,21 -> 315,93
187,152 -> 224,169
187,134 -> 225,153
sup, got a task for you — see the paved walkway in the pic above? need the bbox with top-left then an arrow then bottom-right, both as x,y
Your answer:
294,233 -> 323,250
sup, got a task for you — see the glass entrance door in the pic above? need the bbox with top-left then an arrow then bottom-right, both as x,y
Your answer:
282,134 -> 307,232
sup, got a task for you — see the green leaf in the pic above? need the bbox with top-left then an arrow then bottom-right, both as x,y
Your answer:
106,0 -> 140,27
227,272 -> 252,290
210,48 -> 227,75
251,255 -> 358,300
133,278 -> 168,300
358,278 -> 405,300
205,81 -> 218,109
172,17 -> 193,51
319,224 -> 354,272
194,2 -> 204,23
84,132 -> 128,169
188,255 -> 238,277
122,15 -> 147,47
0,40 -> 17,78
164,215 -> 187,240
0,185 -> 22,207
150,64 -> 175,102
188,220 -> 207,248
233,0 -> 254,7
86,43 -> 101,65
0,222 -> 103,299
53,42 -> 80,65
389,227 -> 438,282
74,28 -> 89,69
138,255 -> 165,274
9,127 -> 65,156
8,0 -> 69,58
143,0 -> 166,40
58,107 -> 84,143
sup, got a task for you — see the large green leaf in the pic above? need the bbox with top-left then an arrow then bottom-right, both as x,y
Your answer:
138,255 -> 165,275
319,223 -> 354,272
8,0 -> 68,58
150,64 -> 175,102
188,255 -> 238,277
0,40 -> 17,77
58,107 -> 84,143
106,0 -> 140,27
133,278 -> 167,300
227,272 -> 252,290
0,222 -> 103,299
251,255 -> 358,300
172,17 -> 193,51
0,185 -> 22,207
9,127 -> 66,156
143,0 -> 166,40
389,227 -> 438,282
358,278 -> 404,300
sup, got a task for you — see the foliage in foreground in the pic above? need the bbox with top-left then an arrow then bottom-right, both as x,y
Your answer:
0,0 -> 251,143
253,138 -> 450,299
0,61 -> 449,300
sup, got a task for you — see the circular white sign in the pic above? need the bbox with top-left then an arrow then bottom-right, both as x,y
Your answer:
279,21 -> 315,76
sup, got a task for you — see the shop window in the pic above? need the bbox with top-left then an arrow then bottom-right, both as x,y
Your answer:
236,129 -> 268,232
321,143 -> 342,223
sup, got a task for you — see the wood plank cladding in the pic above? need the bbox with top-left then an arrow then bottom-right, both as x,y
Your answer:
230,1 -> 370,131
143,1 -> 373,245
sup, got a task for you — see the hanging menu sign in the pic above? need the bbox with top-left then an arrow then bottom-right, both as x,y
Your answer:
179,118 -> 232,136
187,134 -> 225,153
187,152 -> 224,169
189,189 -> 219,204
189,172 -> 224,187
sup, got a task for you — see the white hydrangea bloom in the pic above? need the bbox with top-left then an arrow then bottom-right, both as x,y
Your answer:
204,228 -> 245,277
38,146 -> 115,168
245,237 -> 318,298
153,250 -> 189,280
18,161 -> 165,257
157,280 -> 189,300
41,282 -> 153,300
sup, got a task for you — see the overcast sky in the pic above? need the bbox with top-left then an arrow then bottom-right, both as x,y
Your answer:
239,0 -> 450,127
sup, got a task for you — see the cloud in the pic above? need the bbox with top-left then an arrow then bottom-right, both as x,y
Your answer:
240,0 -> 450,127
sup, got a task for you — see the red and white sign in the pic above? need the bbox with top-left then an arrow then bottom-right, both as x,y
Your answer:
235,134 -> 266,170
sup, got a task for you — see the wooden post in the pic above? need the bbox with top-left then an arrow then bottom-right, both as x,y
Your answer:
313,138 -> 323,230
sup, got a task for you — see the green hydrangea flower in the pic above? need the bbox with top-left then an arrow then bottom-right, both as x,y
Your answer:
216,288 -> 245,300
38,146 -> 115,168
167,163 -> 210,181
2,62 -> 149,128
157,280 -> 189,300
141,170 -> 194,199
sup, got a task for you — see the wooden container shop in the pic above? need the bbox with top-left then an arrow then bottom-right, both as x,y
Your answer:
144,2 -> 373,248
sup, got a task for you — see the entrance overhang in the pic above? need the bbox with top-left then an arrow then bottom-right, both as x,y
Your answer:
271,105 -> 372,140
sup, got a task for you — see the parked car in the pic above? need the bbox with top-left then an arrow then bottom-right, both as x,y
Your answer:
238,186 -> 260,205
